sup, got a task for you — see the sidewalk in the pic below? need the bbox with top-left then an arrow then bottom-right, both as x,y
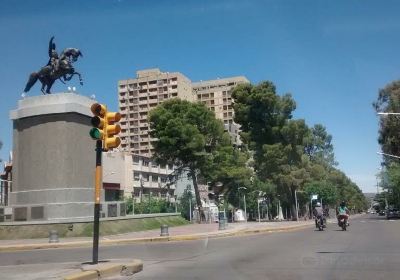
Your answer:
0,219 -> 316,252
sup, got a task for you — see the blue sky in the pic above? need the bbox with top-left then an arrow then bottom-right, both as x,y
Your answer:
1,0 -> 399,192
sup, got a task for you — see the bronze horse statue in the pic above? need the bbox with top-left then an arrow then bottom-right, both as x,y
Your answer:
24,37 -> 83,94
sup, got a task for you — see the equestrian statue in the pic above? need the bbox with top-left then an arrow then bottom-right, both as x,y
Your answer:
23,36 -> 83,94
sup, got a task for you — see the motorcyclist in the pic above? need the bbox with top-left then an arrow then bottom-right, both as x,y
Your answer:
313,202 -> 325,228
337,201 -> 350,226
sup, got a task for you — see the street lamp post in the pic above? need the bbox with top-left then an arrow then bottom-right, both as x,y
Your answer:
257,197 -> 261,223
187,189 -> 192,223
149,191 -> 152,214
131,191 -> 135,215
189,195 -> 192,222
294,190 -> 299,222
174,195 -> 178,213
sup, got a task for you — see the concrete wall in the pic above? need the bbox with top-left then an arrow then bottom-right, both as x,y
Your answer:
0,213 -> 186,239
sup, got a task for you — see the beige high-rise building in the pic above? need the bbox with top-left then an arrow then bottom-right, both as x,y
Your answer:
117,69 -> 249,203
118,68 -> 194,156
118,69 -> 249,155
192,76 -> 249,146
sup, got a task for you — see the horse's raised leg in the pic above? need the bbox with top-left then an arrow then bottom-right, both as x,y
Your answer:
46,81 -> 55,94
24,72 -> 39,93
74,71 -> 83,85
41,83 -> 46,95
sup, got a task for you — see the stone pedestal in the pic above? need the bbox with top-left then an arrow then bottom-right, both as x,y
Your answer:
9,93 -> 97,221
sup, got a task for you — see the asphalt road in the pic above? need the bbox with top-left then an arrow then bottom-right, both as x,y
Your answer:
1,214 -> 400,280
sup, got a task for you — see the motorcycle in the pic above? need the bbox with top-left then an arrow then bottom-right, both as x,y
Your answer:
338,214 -> 348,231
315,216 -> 325,231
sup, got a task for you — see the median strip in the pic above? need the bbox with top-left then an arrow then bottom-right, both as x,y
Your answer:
0,222 -> 315,252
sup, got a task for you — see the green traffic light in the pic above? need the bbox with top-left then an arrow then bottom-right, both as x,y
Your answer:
89,128 -> 103,140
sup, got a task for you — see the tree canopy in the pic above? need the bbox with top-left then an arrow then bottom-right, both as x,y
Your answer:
148,99 -> 252,218
373,80 -> 400,160
232,81 -> 366,215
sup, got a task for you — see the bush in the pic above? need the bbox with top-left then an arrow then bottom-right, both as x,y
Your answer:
124,197 -> 176,214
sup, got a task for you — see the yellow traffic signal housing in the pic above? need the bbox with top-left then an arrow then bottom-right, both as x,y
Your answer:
89,102 -> 121,150
90,103 -> 106,141
104,111 -> 121,150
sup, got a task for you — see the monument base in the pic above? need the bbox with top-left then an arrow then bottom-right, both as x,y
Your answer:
8,93 -> 100,222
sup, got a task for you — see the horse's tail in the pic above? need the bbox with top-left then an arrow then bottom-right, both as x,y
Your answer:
24,72 -> 39,93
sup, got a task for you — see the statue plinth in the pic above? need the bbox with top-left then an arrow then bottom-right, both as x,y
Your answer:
9,93 -> 98,221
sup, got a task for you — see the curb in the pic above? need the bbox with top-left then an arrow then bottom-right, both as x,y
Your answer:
64,259 -> 143,280
0,222 -> 314,252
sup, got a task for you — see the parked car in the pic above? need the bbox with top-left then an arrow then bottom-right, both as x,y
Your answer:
386,208 -> 400,219
379,210 -> 386,216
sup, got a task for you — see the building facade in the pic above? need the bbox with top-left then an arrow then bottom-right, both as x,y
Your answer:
102,151 -> 176,202
118,69 -> 194,156
117,69 -> 249,200
192,76 -> 249,146
0,152 -> 12,207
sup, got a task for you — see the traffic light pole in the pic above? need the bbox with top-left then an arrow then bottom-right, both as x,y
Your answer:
92,140 -> 102,264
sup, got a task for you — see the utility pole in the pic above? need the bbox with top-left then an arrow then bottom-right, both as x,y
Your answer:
92,140 -> 102,264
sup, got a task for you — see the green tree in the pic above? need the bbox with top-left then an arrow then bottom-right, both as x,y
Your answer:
180,188 -> 195,220
232,81 -> 367,215
148,99 -> 244,219
304,180 -> 338,206
304,124 -> 337,167
379,163 -> 400,208
232,82 -> 311,215
373,80 -> 400,160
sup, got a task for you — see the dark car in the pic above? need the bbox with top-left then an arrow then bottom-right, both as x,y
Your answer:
379,210 -> 386,216
386,208 -> 400,219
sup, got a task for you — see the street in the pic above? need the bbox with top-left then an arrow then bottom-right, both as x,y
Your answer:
0,214 -> 399,279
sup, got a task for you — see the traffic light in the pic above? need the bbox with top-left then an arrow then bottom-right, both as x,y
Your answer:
89,103 -> 121,150
90,103 -> 106,141
104,111 -> 121,150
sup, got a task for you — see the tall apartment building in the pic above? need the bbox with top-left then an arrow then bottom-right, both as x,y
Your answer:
118,68 -> 194,156
117,70 -> 249,201
192,76 -> 249,146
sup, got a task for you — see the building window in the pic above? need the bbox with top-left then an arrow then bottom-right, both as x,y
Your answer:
143,160 -> 149,167
168,164 -> 173,170
152,175 -> 158,182
161,176 -> 167,183
133,156 -> 139,164
151,161 -> 158,168
133,172 -> 140,181
143,173 -> 149,181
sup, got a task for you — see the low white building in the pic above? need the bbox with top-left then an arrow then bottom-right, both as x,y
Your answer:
102,151 -> 177,202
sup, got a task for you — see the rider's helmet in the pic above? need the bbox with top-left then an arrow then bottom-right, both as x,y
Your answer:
316,202 -> 321,207
340,201 -> 346,207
